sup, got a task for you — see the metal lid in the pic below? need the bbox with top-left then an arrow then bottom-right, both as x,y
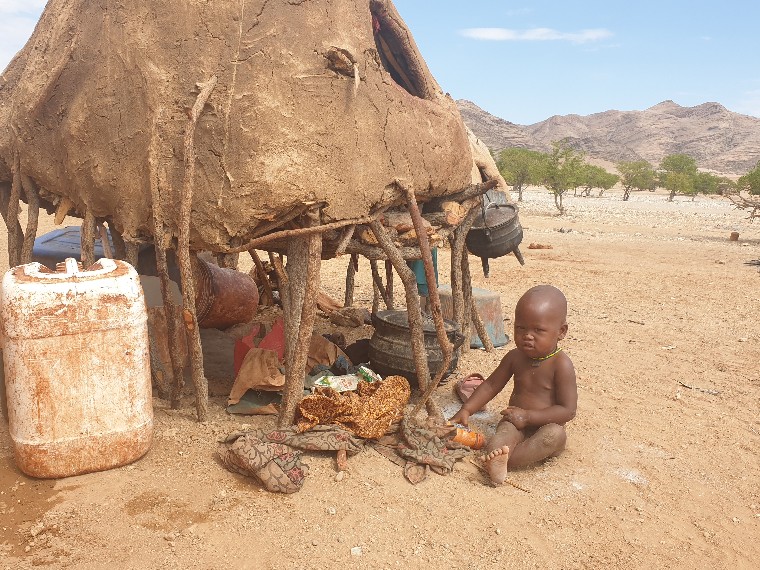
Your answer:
471,203 -> 518,230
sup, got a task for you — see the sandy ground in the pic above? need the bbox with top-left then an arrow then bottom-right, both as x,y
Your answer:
1,187 -> 759,569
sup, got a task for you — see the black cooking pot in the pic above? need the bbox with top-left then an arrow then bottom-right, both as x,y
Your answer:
368,310 -> 465,388
466,202 -> 524,277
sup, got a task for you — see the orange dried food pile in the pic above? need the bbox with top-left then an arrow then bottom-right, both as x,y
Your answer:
296,375 -> 411,439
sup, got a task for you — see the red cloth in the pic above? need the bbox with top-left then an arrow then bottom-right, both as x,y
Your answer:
233,324 -> 261,376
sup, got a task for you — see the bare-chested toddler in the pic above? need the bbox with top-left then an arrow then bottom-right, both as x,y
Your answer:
450,284 -> 577,485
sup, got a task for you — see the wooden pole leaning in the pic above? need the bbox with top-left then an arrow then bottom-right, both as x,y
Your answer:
402,186 -> 451,421
369,219 -> 443,422
177,75 -> 217,421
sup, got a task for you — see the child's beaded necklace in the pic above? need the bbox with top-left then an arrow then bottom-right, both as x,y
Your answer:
530,347 -> 562,367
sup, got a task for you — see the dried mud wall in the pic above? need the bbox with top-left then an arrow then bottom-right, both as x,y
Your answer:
0,0 -> 473,251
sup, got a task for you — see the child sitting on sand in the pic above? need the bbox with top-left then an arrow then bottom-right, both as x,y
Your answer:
450,284 -> 577,485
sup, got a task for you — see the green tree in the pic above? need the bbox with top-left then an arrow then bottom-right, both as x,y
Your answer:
618,160 -> 656,201
542,140 -> 584,214
693,171 -> 722,197
495,147 -> 545,202
727,161 -> 760,220
665,171 -> 695,201
737,161 -> 760,195
576,164 -> 619,197
659,154 -> 697,201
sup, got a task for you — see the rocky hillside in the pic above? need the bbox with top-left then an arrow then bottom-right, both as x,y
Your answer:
457,99 -> 760,176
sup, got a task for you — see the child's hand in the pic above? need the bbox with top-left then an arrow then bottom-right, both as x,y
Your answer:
450,409 -> 470,426
501,406 -> 530,430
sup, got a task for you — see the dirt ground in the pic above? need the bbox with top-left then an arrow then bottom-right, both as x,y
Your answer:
1,187 -> 759,569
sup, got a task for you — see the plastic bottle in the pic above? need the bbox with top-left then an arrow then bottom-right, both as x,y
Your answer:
452,425 -> 485,449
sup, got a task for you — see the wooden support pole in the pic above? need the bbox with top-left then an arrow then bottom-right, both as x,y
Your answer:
109,224 -> 128,260
369,219 -> 442,421
279,209 -> 323,426
177,75 -> 217,421
402,186 -> 452,420
7,155 -> 23,267
449,205 -> 479,329
448,203 -> 480,355
370,259 -> 389,311
0,182 -> 22,267
125,242 -> 140,268
269,252 -> 287,302
97,222 -> 113,259
81,209 -> 97,269
249,249 -> 274,306
344,253 -> 358,307
385,260 -> 394,310
371,262 -> 381,314
19,173 -> 39,264
149,123 -> 186,410
461,249 -> 474,355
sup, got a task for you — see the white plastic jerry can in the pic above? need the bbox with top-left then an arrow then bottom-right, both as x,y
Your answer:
0,258 -> 153,478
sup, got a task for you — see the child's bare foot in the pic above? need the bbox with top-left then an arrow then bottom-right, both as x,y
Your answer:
483,445 -> 510,485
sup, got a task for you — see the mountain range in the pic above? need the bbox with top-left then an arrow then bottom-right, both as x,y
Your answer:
456,99 -> 760,177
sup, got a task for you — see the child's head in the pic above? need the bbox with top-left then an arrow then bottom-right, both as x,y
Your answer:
513,285 -> 568,359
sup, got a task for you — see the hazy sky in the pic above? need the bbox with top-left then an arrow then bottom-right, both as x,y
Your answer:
2,1 -> 758,125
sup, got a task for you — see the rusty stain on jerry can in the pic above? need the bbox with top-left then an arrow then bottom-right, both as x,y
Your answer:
0,258 -> 153,478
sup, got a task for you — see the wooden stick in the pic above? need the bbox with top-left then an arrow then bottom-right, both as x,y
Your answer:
461,249 -> 474,355
81,209 -> 97,268
385,260 -> 394,310
248,203 -> 310,240
426,179 -> 498,209
371,260 -> 381,314
109,224 -> 128,260
0,182 -> 25,269
269,252 -> 288,303
344,253 -> 358,307
471,295 -> 494,352
19,173 -> 39,264
149,120 -> 186,409
279,209 -> 323,426
369,219 -> 442,421
177,75 -> 217,422
125,242 -> 140,268
222,215 -> 376,253
54,197 -> 74,225
449,204 -> 480,350
98,223 -> 113,259
249,249 -> 274,306
678,381 -> 721,395
343,240 -> 423,261
370,259 -> 389,309
403,186 -> 451,420
7,155 -> 23,267
334,224 -> 356,257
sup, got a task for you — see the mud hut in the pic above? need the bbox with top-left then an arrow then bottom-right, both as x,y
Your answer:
0,0 -> 512,424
